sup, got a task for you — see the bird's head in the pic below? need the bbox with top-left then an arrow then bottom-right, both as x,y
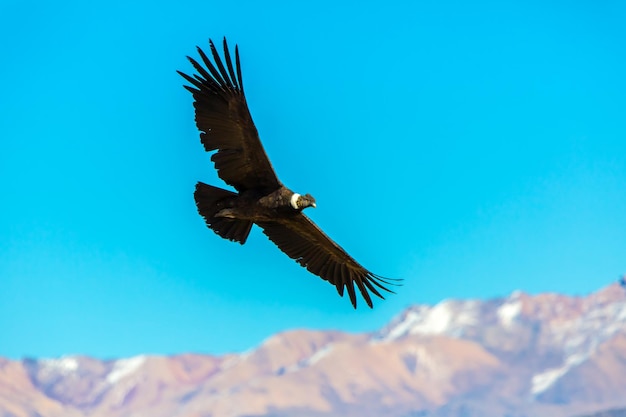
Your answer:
290,193 -> 317,210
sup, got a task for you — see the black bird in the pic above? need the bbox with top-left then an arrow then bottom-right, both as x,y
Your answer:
178,38 -> 396,308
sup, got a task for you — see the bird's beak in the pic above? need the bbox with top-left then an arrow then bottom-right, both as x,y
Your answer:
312,203 -> 317,208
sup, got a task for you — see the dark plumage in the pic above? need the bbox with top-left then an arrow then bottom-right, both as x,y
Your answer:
178,38 -> 397,308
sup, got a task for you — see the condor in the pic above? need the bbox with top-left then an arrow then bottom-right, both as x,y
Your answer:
178,38 -> 397,308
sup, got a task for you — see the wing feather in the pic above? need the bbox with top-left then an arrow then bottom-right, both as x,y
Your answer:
198,45 -> 228,91
258,214 -> 398,308
235,45 -> 244,93
179,38 -> 281,193
345,271 -> 358,308
188,56 -> 216,89
337,266 -> 348,297
208,39 -> 235,90
222,38 -> 240,90
358,283 -> 373,309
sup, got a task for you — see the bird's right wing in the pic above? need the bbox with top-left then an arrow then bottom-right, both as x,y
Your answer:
257,214 -> 398,308
178,38 -> 281,193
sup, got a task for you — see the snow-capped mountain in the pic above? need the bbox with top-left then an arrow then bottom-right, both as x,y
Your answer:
2,284 -> 626,417
376,284 -> 626,400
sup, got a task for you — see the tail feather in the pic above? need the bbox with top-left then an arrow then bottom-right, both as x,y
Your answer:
194,182 -> 253,244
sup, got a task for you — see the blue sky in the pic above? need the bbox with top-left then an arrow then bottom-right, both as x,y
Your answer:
1,0 -> 625,359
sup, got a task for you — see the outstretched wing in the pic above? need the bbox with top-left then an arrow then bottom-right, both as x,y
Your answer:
178,38 -> 281,193
257,215 -> 398,308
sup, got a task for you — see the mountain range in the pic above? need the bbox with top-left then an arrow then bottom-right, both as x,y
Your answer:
2,283 -> 626,417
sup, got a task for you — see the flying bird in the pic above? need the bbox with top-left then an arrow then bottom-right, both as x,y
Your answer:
178,38 -> 397,308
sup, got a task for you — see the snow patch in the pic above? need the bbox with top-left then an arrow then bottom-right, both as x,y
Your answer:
385,309 -> 425,340
418,302 -> 454,334
306,343 -> 333,366
381,300 -> 481,341
107,355 -> 146,384
40,356 -> 79,374
454,301 -> 480,328
282,343 -> 335,374
498,300 -> 521,328
532,366 -> 568,395
531,352 -> 588,396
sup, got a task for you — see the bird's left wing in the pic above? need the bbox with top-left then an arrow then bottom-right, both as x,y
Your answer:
257,215 -> 397,308
178,38 -> 281,193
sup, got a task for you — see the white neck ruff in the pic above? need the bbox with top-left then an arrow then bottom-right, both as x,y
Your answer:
290,193 -> 301,209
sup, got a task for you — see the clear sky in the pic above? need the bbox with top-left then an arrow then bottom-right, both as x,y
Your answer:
1,0 -> 625,360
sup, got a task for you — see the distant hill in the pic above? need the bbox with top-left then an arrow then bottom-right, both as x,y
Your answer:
2,284 -> 626,417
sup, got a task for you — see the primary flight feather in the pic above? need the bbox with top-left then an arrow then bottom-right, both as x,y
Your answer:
179,38 -> 397,308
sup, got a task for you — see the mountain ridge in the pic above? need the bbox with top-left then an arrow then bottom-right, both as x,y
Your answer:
2,283 -> 625,417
